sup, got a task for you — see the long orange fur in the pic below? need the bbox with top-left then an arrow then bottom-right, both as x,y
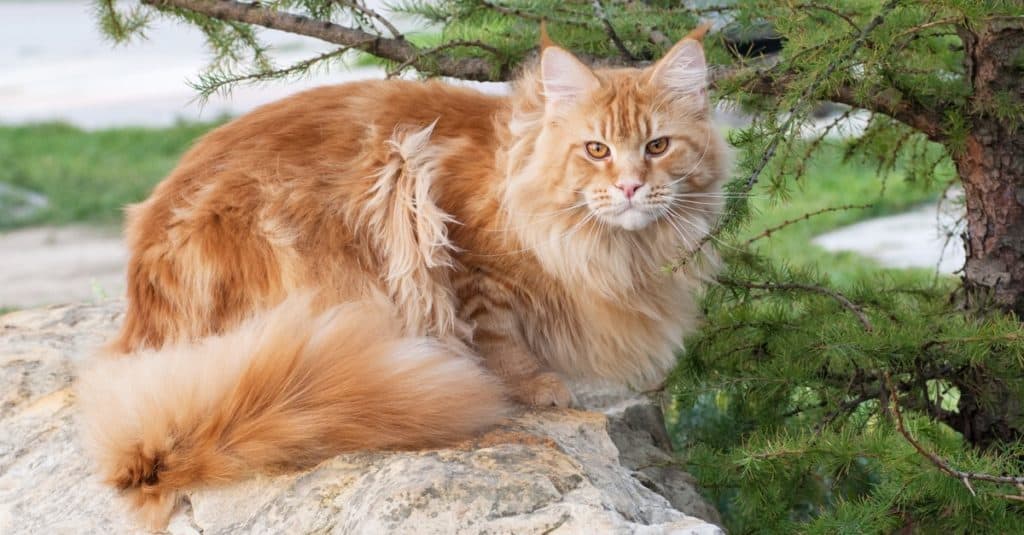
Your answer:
78,27 -> 729,529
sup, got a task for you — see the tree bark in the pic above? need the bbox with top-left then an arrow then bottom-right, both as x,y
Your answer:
958,20 -> 1024,317
948,19 -> 1024,448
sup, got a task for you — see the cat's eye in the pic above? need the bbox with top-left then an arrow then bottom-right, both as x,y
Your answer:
585,141 -> 610,160
646,137 -> 669,156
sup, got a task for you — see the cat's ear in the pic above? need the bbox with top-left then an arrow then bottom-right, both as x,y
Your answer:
647,23 -> 710,98
541,46 -> 600,107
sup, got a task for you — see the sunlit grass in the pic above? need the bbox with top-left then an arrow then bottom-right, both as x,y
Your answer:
0,120 -> 223,228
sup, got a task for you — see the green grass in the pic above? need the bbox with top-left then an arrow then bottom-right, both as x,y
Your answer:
0,121 -> 222,228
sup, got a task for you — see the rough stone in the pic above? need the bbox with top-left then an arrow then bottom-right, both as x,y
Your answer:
0,302 -> 722,534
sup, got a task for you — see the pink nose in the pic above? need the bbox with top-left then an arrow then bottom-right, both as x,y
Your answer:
615,181 -> 643,200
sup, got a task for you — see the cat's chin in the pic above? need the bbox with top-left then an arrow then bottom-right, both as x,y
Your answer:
601,207 -> 657,231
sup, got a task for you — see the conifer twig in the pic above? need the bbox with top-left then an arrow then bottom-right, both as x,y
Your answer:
893,16 -> 960,41
335,0 -> 402,39
883,373 -> 1024,493
386,40 -> 504,78
790,108 -> 855,180
475,0 -> 600,30
476,0 -> 543,21
590,0 -> 637,61
744,203 -> 873,245
720,278 -> 874,332
792,3 -> 861,32
190,46 -> 352,100
140,0 -> 504,80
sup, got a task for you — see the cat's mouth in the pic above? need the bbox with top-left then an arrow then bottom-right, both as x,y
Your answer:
598,203 -> 662,231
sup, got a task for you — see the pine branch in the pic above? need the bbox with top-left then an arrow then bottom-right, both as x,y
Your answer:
713,67 -> 947,142
719,277 -> 874,332
790,108 -> 856,180
743,204 -> 874,245
189,46 -> 351,100
893,16 -> 960,42
833,83 -> 946,142
883,373 -> 1024,494
140,0 -> 506,80
386,40 -> 504,78
590,0 -> 636,61
334,0 -> 402,38
473,0 -> 601,30
96,0 -> 151,42
792,3 -> 861,33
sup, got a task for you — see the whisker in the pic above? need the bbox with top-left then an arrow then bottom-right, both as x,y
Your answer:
665,206 -> 746,256
665,196 -> 728,208
661,209 -> 697,253
671,192 -> 761,198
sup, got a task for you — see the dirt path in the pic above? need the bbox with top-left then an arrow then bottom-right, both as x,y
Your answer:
814,199 -> 964,275
0,226 -> 125,309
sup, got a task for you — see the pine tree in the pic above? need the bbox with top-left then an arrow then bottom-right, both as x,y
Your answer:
95,1 -> 1024,531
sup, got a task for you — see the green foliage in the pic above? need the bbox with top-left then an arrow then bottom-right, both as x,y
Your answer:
670,140 -> 1024,532
0,121 -> 220,228
94,0 -> 151,44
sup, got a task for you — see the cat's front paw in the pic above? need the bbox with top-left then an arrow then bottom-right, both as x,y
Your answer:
512,372 -> 574,408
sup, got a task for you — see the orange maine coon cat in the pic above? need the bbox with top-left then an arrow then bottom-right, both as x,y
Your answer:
77,26 -> 730,529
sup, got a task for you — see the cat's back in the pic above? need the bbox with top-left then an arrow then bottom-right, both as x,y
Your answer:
184,79 -> 505,161
134,78 -> 506,241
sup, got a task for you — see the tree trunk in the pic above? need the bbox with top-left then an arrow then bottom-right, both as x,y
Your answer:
958,20 -> 1024,317
949,20 -> 1024,448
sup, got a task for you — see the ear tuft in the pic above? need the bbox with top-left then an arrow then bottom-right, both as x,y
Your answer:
685,21 -> 713,43
541,46 -> 600,106
539,20 -> 555,50
648,37 -> 707,97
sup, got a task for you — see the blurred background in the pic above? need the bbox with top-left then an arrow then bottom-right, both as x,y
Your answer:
0,0 -> 961,312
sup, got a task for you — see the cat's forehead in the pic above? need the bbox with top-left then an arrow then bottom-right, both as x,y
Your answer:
579,71 -> 662,142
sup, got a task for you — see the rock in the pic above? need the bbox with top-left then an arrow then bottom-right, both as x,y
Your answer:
607,402 -> 723,527
0,183 -> 48,227
0,302 -> 722,534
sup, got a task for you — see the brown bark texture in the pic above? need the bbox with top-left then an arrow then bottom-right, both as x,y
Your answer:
958,20 -> 1024,318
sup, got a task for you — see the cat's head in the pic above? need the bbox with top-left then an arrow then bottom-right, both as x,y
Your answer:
505,26 -> 728,238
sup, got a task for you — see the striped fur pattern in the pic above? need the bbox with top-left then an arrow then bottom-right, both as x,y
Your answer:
78,27 -> 729,529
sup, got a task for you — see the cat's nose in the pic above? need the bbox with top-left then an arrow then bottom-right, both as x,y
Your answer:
615,181 -> 643,200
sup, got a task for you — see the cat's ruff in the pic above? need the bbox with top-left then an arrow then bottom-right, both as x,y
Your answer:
78,26 -> 729,530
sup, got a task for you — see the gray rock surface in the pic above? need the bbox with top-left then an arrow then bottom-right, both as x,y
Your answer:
0,302 -> 722,534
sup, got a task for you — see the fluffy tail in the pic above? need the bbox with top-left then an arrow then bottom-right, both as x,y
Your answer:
77,296 -> 509,530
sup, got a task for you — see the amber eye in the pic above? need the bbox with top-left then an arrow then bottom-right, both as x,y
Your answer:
646,137 -> 669,156
585,141 -> 610,159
